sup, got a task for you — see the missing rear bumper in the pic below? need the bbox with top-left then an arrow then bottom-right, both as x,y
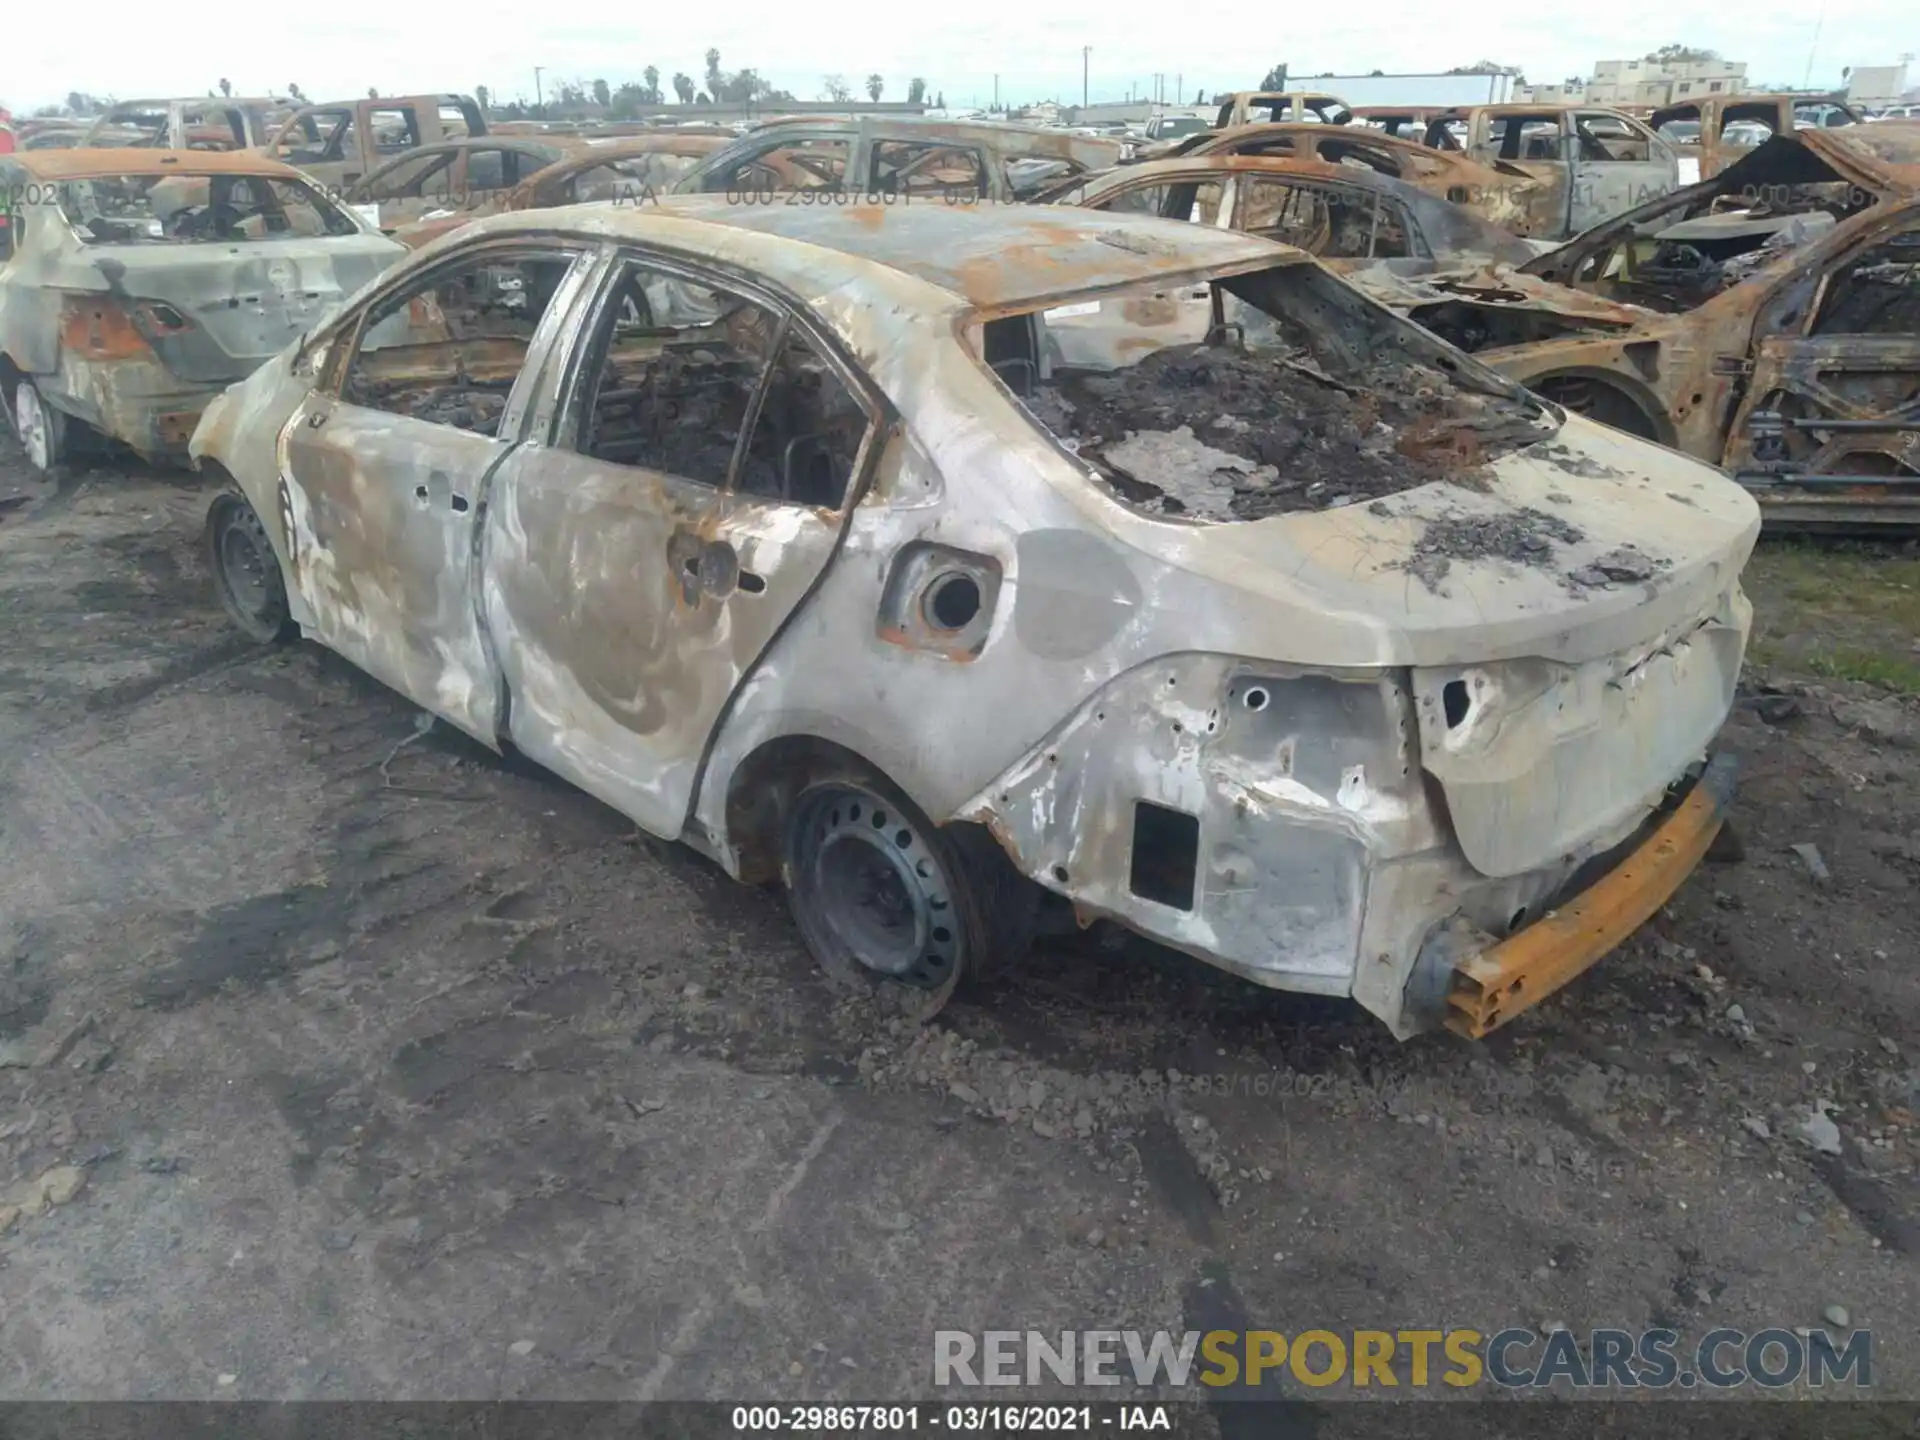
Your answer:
1437,751 -> 1737,1039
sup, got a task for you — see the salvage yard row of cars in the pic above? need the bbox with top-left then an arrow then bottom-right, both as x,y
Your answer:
2,84 -> 1915,1040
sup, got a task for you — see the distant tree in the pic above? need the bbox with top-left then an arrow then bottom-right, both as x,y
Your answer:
1645,44 -> 1720,64
705,48 -> 724,97
65,90 -> 98,115
1195,89 -> 1205,104
1368,68 -> 1384,77
1258,63 -> 1288,90
219,77 -> 232,97
1447,60 -> 1515,74
592,78 -> 611,108
907,77 -> 927,104
866,73 -> 884,101
289,82 -> 307,103
368,87 -> 379,98
673,72 -> 696,104
822,74 -> 852,102
474,84 -> 489,110
935,90 -> 946,108
643,65 -> 662,104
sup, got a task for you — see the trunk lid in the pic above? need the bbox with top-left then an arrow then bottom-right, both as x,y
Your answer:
86,234 -> 402,383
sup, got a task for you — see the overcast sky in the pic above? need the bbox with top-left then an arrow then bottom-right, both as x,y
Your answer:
1,0 -> 1909,114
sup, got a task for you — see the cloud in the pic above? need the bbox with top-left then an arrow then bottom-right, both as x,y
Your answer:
0,0 -> 1892,111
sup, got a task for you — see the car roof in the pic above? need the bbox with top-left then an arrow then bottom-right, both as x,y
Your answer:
5,149 -> 310,181
461,195 -> 1294,310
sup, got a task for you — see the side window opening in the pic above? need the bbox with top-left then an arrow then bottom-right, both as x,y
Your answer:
570,261 -> 781,483
464,149 -> 508,190
701,137 -> 850,193
370,109 -> 421,156
871,141 -> 986,198
1813,231 -> 1920,337
341,251 -> 578,436
1093,179 -> 1223,225
736,330 -> 869,507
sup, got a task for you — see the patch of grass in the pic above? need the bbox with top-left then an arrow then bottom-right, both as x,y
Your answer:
1743,539 -> 1920,694
1744,541 -> 1920,630
1794,648 -> 1920,695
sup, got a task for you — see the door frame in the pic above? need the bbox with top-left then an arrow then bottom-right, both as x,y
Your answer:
490,240 -> 896,836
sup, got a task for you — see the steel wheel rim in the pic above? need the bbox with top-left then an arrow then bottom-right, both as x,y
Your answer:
14,385 -> 50,470
219,516 -> 273,617
798,786 -> 959,989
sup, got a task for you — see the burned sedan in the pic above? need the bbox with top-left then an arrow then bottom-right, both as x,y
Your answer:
189,200 -> 1757,1039
0,150 -> 404,471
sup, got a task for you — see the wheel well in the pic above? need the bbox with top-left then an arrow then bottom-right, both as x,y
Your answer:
1530,370 -> 1671,446
722,735 -> 912,885
0,355 -> 21,410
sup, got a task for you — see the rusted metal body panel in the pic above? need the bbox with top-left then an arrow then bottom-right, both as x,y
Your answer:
1066,156 -> 1544,265
0,149 -> 403,463
1345,135 -> 1920,526
1651,94 -> 1866,183
191,200 -> 1756,1036
674,118 -> 1122,202
258,94 -> 488,190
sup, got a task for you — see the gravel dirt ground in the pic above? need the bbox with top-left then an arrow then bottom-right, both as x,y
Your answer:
1,438 -> 1916,1417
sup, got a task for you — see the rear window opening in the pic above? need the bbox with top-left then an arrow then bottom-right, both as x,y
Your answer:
998,261 -> 1554,523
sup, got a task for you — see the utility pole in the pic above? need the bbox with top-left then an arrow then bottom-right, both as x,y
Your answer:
1082,47 -> 1090,108
533,66 -> 545,111
1176,73 -> 1182,106
993,73 -> 999,110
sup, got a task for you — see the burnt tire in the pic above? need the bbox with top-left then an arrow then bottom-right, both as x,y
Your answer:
6,377 -> 67,474
206,492 -> 294,644
782,769 -> 1037,1016
1532,375 -> 1660,442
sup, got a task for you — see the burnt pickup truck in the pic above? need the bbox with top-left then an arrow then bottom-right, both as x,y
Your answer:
260,94 -> 489,191
0,149 -> 403,470
1652,93 -> 1865,183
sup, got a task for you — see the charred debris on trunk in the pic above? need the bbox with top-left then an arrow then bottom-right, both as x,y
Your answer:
1017,267 -> 1552,524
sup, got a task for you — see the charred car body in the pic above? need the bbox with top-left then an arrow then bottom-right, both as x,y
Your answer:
1134,123 -> 1550,239
1652,94 -> 1864,183
1351,132 -> 1920,527
1059,156 -> 1542,266
0,149 -> 403,470
1413,105 -> 1681,237
188,200 -> 1755,1039
260,94 -> 488,190
673,118 -> 1123,201
394,134 -> 734,249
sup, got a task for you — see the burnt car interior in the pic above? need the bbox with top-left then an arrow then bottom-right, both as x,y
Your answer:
572,260 -> 865,506
1814,230 -> 1920,336
997,264 -> 1554,523
1236,177 -> 1415,258
59,174 -> 357,244
342,253 -> 576,436
1530,138 -> 1886,311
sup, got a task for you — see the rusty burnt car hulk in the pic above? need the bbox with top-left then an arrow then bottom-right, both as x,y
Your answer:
1,148 -> 404,471
188,199 -> 1757,1038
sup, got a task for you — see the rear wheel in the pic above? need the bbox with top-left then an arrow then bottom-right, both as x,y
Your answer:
7,378 -> 67,473
1533,375 -> 1660,441
205,492 -> 294,643
782,771 -> 1036,1016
